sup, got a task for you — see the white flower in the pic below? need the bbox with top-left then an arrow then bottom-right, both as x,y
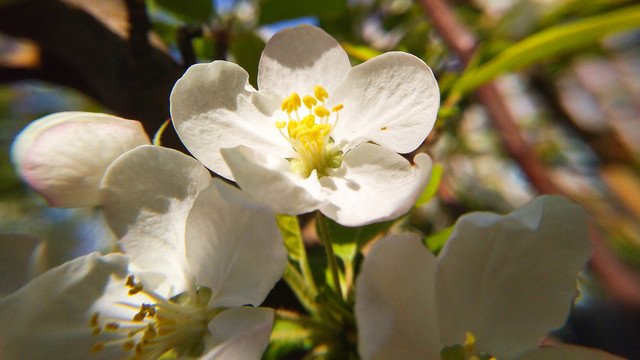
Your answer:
170,24 -> 439,226
355,196 -> 623,360
11,111 -> 150,208
0,145 -> 287,360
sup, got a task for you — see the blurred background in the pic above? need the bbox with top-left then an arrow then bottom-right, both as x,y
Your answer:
0,0 -> 638,358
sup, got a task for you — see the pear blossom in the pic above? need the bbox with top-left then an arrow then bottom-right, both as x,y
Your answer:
355,196 -> 623,360
0,145 -> 287,360
11,111 -> 150,208
170,24 -> 439,226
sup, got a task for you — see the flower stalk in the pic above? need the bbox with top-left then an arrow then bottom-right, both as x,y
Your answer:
315,211 -> 344,302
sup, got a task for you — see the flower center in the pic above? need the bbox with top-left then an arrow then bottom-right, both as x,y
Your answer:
274,85 -> 344,178
440,332 -> 497,360
90,275 -> 223,360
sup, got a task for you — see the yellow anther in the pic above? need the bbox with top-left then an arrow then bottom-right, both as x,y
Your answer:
135,343 -> 144,356
275,121 -> 286,129
92,327 -> 101,336
314,85 -> 328,101
291,92 -> 301,107
301,115 -> 315,127
464,332 -> 476,353
122,340 -> 135,351
90,312 -> 100,327
332,104 -> 343,112
314,105 -> 330,118
303,95 -> 317,109
104,322 -> 120,331
143,324 -> 157,341
125,275 -> 143,295
91,342 -> 106,353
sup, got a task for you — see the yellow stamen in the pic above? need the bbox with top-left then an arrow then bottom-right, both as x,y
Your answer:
91,342 -> 106,353
274,85 -> 344,178
314,85 -> 328,101
314,105 -> 330,118
122,340 -> 135,351
303,95 -> 317,109
104,322 -> 120,331
90,312 -> 100,327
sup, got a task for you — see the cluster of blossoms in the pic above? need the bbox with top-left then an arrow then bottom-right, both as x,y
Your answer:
0,25 -> 623,360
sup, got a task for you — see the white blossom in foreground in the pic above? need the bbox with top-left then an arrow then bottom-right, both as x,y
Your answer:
0,145 -> 287,360
11,112 -> 150,208
171,24 -> 439,226
355,196 -> 624,360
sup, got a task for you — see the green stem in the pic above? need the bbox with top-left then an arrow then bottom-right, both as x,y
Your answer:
283,262 -> 319,313
315,212 -> 344,301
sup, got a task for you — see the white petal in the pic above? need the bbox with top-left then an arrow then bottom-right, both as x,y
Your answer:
319,144 -> 432,226
258,24 -> 351,97
202,307 -> 274,360
518,344 -> 626,360
10,112 -> 150,207
355,234 -> 440,360
435,196 -> 593,359
101,145 -> 211,293
221,146 -> 329,215
0,253 -> 130,360
330,52 -> 439,153
171,60 -> 291,180
185,179 -> 287,307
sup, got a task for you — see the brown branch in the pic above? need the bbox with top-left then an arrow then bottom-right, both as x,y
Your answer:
419,0 -> 561,195
125,0 -> 151,58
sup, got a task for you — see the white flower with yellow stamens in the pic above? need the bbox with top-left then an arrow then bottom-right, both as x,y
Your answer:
0,146 -> 287,360
355,196 -> 624,360
170,24 -> 440,226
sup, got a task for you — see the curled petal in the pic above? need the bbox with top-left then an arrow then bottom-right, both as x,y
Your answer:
0,253 -> 130,360
11,112 -> 150,207
185,179 -> 287,307
435,196 -> 593,359
319,144 -> 432,226
101,145 -> 211,293
258,24 -> 352,98
221,146 -> 329,215
202,307 -> 274,360
171,60 -> 290,180
356,234 -> 440,360
330,52 -> 439,153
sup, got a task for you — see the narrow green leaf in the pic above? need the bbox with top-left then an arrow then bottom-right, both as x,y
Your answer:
322,218 -> 395,266
153,0 -> 213,22
341,42 -> 381,62
276,214 -> 304,262
425,226 -> 454,256
415,164 -> 443,208
451,4 -> 640,95
258,0 -> 347,25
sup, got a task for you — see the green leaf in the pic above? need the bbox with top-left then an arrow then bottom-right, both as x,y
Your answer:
451,4 -> 640,95
153,0 -> 213,23
229,32 -> 265,88
258,0 -> 347,25
322,218 -> 395,266
415,163 -> 443,208
341,42 -> 381,62
276,214 -> 304,262
424,226 -> 454,256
